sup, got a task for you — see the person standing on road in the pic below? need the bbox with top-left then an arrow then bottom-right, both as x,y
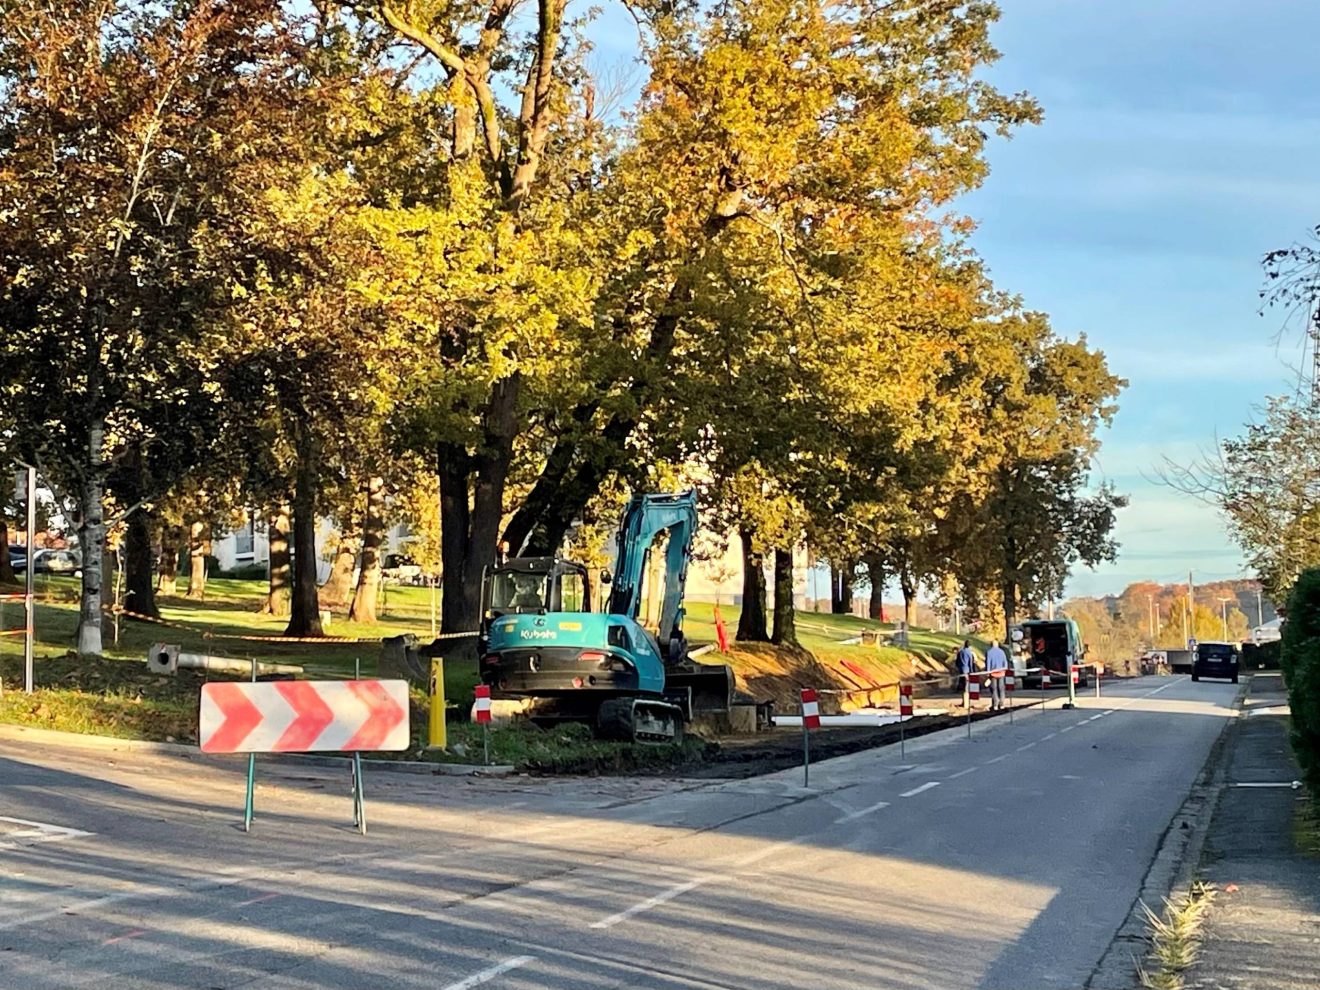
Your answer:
985,639 -> 1009,710
956,640 -> 978,708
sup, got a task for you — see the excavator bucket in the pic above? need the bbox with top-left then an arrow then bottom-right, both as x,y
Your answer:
666,660 -> 735,715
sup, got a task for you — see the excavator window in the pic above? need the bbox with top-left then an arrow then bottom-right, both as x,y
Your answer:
489,571 -> 550,612
560,571 -> 585,611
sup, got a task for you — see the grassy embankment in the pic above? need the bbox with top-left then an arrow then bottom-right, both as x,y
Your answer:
0,578 -> 974,769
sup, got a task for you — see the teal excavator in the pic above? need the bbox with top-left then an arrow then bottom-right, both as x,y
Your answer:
477,492 -> 735,742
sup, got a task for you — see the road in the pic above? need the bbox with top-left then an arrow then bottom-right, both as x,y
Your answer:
0,675 -> 1237,990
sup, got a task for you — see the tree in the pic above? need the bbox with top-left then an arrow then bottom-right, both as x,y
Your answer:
1162,397 -> 1320,604
493,0 -> 1041,617
0,0 -> 311,654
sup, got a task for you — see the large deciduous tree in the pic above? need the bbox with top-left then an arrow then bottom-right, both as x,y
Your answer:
0,0 -> 308,654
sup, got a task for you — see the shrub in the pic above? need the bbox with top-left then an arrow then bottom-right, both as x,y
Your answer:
1281,569 -> 1320,794
218,563 -> 269,581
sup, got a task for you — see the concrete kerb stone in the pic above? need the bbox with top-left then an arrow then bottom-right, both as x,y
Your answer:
1085,679 -> 1247,990
0,722 -> 513,777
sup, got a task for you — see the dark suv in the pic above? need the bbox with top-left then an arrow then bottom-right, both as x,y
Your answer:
1192,641 -> 1239,684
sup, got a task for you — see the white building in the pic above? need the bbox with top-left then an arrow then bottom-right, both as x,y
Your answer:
212,516 -> 413,584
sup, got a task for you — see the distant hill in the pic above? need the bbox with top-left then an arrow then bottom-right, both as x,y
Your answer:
1060,579 -> 1272,662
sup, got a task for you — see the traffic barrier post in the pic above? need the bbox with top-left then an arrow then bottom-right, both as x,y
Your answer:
428,657 -> 446,750
800,688 -> 820,786
1095,663 -> 1103,699
1006,672 -> 1015,724
243,657 -> 257,833
967,677 -> 981,738
475,684 -> 492,765
899,683 -> 913,759
352,659 -> 366,835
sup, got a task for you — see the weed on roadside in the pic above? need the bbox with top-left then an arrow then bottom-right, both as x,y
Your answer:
1136,881 -> 1217,990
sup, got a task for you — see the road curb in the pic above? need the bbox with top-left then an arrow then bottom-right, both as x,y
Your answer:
0,722 -> 514,776
1086,678 -> 1246,990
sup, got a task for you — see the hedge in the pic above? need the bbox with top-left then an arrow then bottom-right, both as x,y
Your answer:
1281,569 -> 1320,795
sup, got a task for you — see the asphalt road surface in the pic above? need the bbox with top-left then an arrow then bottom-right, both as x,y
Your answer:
0,675 -> 1237,989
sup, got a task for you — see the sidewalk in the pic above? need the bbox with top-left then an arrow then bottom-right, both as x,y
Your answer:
1188,672 -> 1319,989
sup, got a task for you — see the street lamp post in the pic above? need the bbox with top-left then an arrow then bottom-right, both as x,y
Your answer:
1218,596 -> 1233,641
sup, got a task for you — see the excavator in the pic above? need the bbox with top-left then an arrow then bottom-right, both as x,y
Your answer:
477,491 -> 735,742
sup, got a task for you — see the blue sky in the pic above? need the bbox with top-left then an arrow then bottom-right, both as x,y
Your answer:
955,1 -> 1320,598
585,1 -> 1320,600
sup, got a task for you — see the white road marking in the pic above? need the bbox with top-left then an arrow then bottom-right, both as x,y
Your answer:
0,815 -> 92,851
1041,732 -> 1058,741
1059,725 -> 1077,733
441,955 -> 537,990
899,782 -> 940,798
946,766 -> 978,780
590,876 -> 718,929
833,800 -> 890,825
983,754 -> 1009,765
1016,741 -> 1038,752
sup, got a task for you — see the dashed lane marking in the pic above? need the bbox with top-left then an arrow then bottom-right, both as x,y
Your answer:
441,955 -> 537,990
946,767 -> 978,780
590,876 -> 719,930
899,782 -> 940,798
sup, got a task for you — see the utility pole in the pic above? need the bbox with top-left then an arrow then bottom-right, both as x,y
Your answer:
1188,571 -> 1195,644
1256,585 -> 1264,628
1147,594 -> 1155,641
1218,596 -> 1233,641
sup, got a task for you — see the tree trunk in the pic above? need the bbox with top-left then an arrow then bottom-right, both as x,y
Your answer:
736,527 -> 769,642
123,508 -> 160,619
866,555 -> 885,621
156,527 -> 180,596
319,544 -> 356,608
438,377 -> 520,657
265,506 -> 291,617
77,419 -> 107,657
831,563 -> 855,615
438,444 -> 474,636
770,547 -> 798,647
185,520 -> 208,599
901,566 -> 917,628
0,519 -> 14,584
349,475 -> 385,623
285,445 -> 324,638
1002,580 -> 1018,640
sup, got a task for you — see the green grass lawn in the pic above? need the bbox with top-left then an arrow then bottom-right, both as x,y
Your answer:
0,577 -> 981,749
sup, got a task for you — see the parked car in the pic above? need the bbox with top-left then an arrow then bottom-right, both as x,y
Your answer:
12,548 -> 82,577
381,553 -> 424,585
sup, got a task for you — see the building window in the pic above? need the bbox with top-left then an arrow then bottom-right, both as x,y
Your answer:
234,518 -> 255,558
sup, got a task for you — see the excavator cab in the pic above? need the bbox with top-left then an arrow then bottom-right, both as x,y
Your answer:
482,557 -> 591,620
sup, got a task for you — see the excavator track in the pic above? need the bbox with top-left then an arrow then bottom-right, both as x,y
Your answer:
597,697 -> 685,744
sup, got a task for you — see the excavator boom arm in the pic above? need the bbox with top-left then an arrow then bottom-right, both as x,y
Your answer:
606,492 -> 698,658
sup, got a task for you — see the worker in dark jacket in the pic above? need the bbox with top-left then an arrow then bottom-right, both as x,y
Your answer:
956,641 -> 978,708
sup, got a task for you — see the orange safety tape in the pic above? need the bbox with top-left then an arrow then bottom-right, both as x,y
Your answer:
0,629 -> 28,637
0,594 -> 28,602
